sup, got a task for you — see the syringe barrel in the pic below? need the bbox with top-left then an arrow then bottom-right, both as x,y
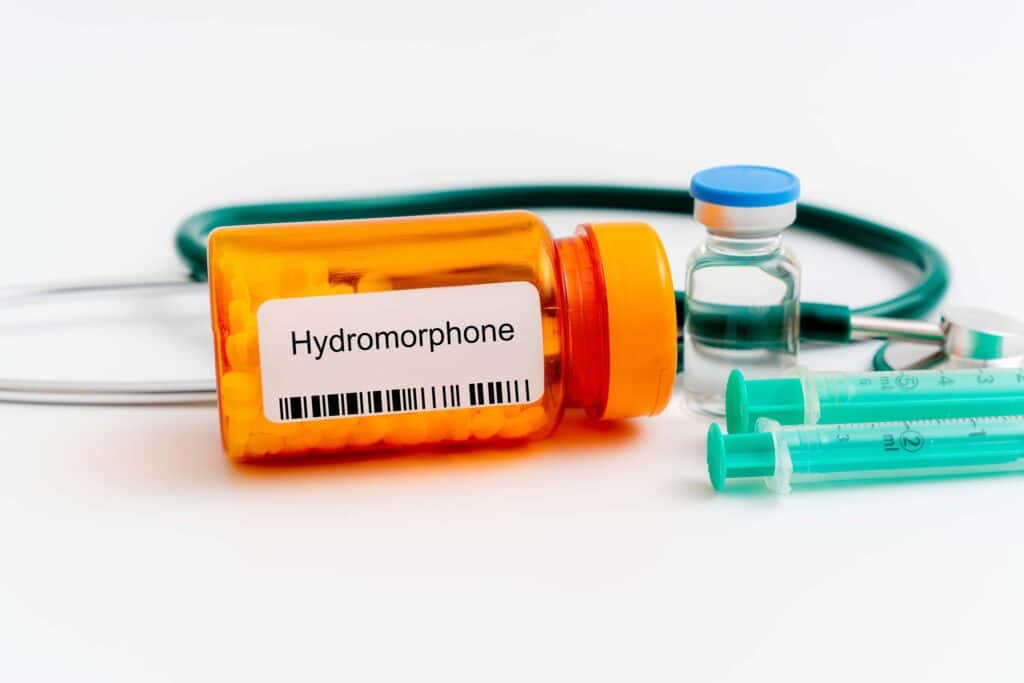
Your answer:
708,416 -> 1024,492
726,368 -> 1024,433
779,416 -> 1024,490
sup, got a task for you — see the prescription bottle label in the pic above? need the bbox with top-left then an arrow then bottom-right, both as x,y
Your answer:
255,282 -> 546,423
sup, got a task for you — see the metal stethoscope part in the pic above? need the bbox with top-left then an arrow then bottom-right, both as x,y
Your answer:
0,278 -> 217,405
860,306 -> 1024,371
0,280 -> 1021,405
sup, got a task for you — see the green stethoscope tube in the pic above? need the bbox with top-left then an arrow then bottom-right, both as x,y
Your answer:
174,185 -> 949,358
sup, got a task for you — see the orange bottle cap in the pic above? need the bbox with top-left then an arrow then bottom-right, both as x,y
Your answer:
587,223 -> 677,419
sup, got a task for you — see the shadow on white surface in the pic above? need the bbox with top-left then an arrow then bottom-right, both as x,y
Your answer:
45,405 -> 647,494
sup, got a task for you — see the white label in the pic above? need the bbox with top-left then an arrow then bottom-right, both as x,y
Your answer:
256,282 -> 545,423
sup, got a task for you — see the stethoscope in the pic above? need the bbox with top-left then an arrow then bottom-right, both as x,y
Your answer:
1,185 -> 1021,406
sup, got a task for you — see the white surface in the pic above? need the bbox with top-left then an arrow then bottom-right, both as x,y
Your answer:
1,1 -> 1023,680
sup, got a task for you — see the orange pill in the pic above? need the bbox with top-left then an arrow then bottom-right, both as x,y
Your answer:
219,371 -> 259,406
228,299 -> 251,332
350,416 -> 392,447
499,406 -> 548,439
225,332 -> 258,370
470,409 -> 504,440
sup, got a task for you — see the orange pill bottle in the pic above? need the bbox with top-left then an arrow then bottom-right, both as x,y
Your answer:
208,210 -> 676,461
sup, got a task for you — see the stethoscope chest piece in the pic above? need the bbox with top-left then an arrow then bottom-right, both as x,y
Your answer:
875,307 -> 1024,371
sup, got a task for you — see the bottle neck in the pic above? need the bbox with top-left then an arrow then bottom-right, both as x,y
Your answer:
554,227 -> 610,418
705,231 -> 783,256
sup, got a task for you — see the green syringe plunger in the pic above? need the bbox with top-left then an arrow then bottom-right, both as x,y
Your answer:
726,367 -> 1024,434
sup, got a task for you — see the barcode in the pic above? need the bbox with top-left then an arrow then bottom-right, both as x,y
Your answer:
276,378 -> 532,421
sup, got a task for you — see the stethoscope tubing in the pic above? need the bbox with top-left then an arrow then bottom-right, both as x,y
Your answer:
176,185 -> 949,345
0,185 -> 950,405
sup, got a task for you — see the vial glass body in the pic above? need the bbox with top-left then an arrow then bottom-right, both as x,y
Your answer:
683,234 -> 800,415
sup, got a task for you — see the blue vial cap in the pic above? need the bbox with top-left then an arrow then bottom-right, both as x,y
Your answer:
690,165 -> 800,208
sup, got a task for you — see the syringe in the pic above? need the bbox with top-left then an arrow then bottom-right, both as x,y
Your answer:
708,415 -> 1024,493
726,367 -> 1024,433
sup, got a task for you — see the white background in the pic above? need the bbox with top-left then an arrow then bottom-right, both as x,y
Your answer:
1,1 -> 1023,680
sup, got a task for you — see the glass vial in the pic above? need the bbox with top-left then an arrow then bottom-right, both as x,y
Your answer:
683,165 -> 801,415
208,210 -> 677,461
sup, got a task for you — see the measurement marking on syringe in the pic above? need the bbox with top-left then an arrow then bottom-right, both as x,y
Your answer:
839,369 -> 1024,393
827,415 -> 1024,430
898,430 -> 924,452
